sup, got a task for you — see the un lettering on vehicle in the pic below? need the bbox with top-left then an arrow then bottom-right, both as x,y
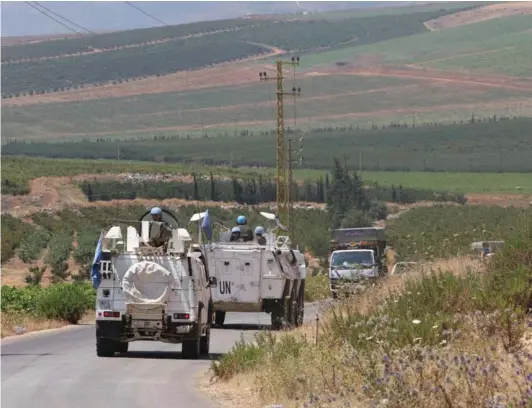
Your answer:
219,280 -> 231,295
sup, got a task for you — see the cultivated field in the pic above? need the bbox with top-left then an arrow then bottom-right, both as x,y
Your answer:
3,72 -> 532,140
4,119 -> 532,174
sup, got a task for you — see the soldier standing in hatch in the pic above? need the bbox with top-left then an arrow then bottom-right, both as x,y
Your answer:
236,215 -> 254,242
148,207 -> 173,248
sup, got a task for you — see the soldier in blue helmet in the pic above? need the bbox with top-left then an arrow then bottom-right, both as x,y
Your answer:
229,226 -> 241,242
148,207 -> 172,247
236,215 -> 253,242
254,226 -> 266,245
150,206 -> 163,222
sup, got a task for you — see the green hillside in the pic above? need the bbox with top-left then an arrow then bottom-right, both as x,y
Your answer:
4,118 -> 532,173
3,73 -> 529,140
0,19 -> 255,61
1,7 -> 475,97
299,14 -> 532,77
1,40 -> 268,96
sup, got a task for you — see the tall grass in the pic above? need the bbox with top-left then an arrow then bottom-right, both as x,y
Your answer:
209,220 -> 532,408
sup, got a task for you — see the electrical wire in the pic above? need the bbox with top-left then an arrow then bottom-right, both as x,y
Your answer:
32,1 -> 96,35
124,1 -> 168,26
25,1 -> 85,36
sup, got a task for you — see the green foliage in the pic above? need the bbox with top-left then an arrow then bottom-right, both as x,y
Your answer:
18,229 -> 52,263
1,178 -> 29,195
2,41 -> 268,96
1,214 -> 34,262
213,217 -> 532,390
387,205 -> 532,261
210,10 -> 449,53
35,282 -> 94,324
211,331 -> 306,380
73,230 -> 101,277
1,285 -> 43,313
1,282 -> 96,323
326,158 -> 381,229
25,266 -> 46,286
5,117 -> 532,172
44,232 -> 73,280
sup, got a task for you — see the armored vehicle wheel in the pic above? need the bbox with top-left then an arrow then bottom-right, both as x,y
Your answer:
296,281 -> 305,327
117,342 -> 129,353
182,338 -> 200,359
271,310 -> 283,330
214,311 -> 226,326
200,327 -> 210,355
96,338 -> 116,357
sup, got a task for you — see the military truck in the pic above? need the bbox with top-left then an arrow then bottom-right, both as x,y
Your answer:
328,227 -> 388,299
93,208 -> 216,359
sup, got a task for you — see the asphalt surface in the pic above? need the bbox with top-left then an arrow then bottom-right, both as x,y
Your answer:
2,302 -> 328,408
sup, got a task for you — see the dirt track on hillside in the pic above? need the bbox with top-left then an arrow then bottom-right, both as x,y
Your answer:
424,2 -> 532,30
4,60 -> 532,108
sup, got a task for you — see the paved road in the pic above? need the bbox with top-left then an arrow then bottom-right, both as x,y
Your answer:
2,302 -> 328,408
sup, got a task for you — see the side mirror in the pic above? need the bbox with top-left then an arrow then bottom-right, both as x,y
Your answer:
208,276 -> 217,288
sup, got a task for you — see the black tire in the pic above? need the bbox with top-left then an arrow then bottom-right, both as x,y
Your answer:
296,281 -> 305,327
214,310 -> 226,326
271,310 -> 283,330
96,338 -> 116,357
117,342 -> 129,353
200,327 -> 210,355
182,338 -> 200,359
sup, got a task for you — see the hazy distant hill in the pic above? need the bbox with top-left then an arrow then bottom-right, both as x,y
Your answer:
1,1 -> 409,37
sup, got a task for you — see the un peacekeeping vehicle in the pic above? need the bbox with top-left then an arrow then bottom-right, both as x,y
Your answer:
93,208 -> 217,359
192,211 -> 307,330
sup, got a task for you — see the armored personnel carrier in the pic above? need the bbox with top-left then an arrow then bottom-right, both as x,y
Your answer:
192,211 -> 307,330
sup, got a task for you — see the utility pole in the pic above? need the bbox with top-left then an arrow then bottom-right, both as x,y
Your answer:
287,135 -> 304,236
259,57 -> 301,226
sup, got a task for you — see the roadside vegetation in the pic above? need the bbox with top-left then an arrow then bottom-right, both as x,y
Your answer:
1,283 -> 96,337
208,218 -> 532,408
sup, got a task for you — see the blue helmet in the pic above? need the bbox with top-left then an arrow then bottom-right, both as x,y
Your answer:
255,226 -> 265,235
231,227 -> 241,233
237,215 -> 247,225
150,207 -> 162,215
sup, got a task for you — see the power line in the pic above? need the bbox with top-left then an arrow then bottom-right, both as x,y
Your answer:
124,1 -> 168,26
32,1 -> 96,35
24,1 -> 84,37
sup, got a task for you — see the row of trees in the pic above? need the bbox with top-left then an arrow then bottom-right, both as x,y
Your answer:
2,40 -> 268,97
4,118 -> 531,172
2,18 -> 256,62
81,173 -> 466,206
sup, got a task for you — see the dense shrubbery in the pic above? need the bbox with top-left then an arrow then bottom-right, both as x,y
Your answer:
18,229 -> 51,263
1,214 -> 34,262
1,282 -> 95,324
210,220 -> 532,407
4,118 -> 531,172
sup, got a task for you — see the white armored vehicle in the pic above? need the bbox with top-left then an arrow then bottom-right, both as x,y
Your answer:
93,208 -> 216,359
193,211 -> 307,330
